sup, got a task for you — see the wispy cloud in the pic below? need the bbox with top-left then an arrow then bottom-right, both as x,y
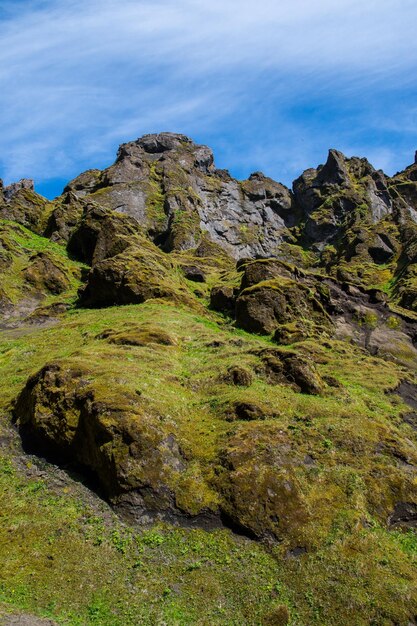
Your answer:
1,0 -> 417,192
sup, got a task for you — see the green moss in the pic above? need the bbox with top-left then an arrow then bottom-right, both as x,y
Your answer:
238,223 -> 261,245
277,243 -> 318,269
144,162 -> 167,230
0,220 -> 86,309
2,201 -> 417,625
0,454 -> 288,626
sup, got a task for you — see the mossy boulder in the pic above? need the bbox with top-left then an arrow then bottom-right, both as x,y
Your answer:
181,264 -> 206,282
236,278 -> 329,335
23,252 -> 70,295
233,259 -> 333,336
27,301 -> 70,321
217,425 -> 309,541
210,285 -> 236,313
14,363 -> 184,511
281,353 -> 324,395
239,259 -> 293,290
97,323 -> 177,346
259,349 -> 324,395
226,401 -> 272,421
222,365 -> 253,386
78,243 -> 190,309
236,285 -> 288,334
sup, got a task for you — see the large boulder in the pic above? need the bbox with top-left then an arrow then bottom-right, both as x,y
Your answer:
14,363 -> 184,512
235,267 -> 330,336
78,242 -> 191,308
216,425 -> 309,541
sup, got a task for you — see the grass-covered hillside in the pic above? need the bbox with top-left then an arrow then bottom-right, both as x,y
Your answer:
1,134 -> 417,625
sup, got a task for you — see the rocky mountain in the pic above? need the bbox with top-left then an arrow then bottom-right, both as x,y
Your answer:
1,133 -> 417,625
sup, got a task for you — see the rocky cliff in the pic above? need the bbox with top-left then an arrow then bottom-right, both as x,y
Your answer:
1,134 -> 417,625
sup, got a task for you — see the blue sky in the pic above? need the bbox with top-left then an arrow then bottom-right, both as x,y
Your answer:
1,0 -> 417,199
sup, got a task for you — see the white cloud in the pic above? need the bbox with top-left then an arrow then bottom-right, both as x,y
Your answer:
1,0 -> 417,185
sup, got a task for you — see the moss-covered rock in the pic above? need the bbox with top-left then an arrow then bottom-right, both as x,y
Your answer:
97,324 -> 177,346
236,278 -> 330,335
222,365 -> 253,387
0,184 -> 51,234
14,362 -> 184,510
210,285 -> 236,313
23,252 -> 70,295
217,425 -> 309,541
67,204 -> 139,265
258,348 -> 324,394
78,246 -> 189,308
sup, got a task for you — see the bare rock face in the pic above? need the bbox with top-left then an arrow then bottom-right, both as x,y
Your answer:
196,171 -> 295,259
3,178 -> 35,201
61,133 -> 294,259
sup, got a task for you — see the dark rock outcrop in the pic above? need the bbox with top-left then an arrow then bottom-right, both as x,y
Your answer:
234,261 -> 331,336
23,252 -> 70,295
14,363 -> 185,513
78,248 -> 179,308
210,285 -> 236,313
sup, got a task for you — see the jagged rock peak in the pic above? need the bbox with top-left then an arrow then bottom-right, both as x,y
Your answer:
134,132 -> 194,153
3,178 -> 34,201
317,149 -> 349,185
116,132 -> 215,172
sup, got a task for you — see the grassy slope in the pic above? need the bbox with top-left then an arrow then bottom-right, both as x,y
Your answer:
0,225 -> 416,624
0,219 -> 86,312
